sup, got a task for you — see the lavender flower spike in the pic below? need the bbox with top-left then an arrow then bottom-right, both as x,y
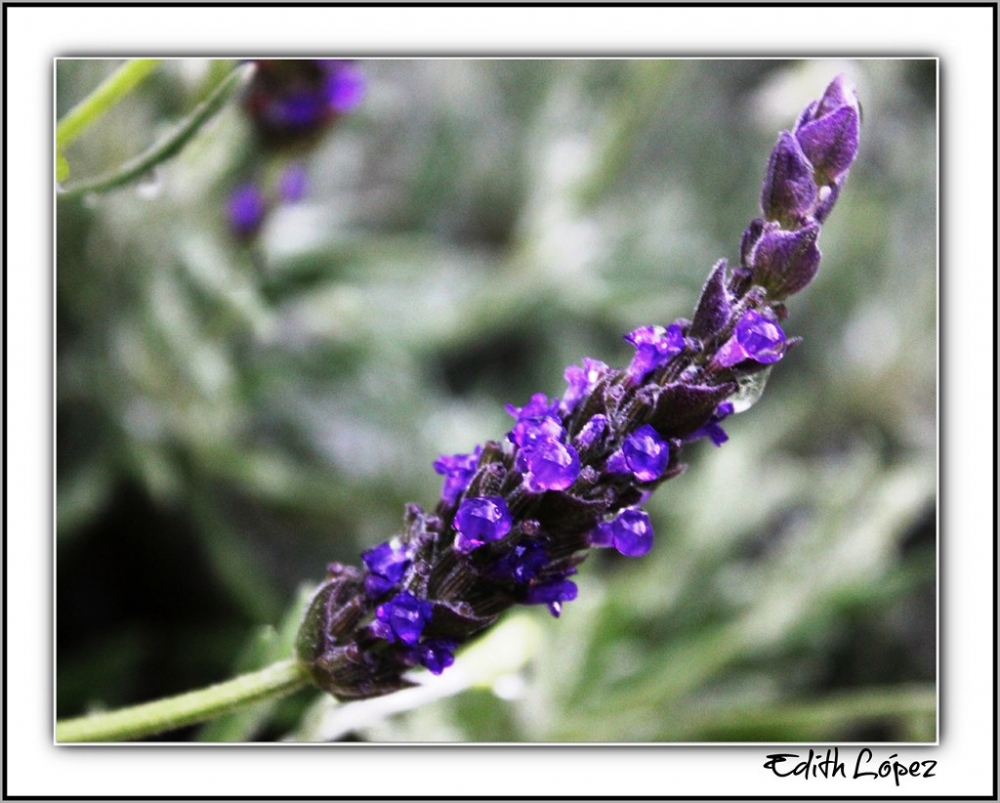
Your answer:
295,75 -> 860,701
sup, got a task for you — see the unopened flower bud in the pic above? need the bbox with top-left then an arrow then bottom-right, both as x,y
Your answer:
795,105 -> 860,186
761,131 -> 818,225
747,222 -> 822,300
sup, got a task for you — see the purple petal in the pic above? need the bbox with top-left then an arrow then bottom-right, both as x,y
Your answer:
490,541 -> 549,584
453,496 -> 513,553
361,541 -> 411,597
625,324 -> 685,382
685,401 -> 735,447
715,310 -> 786,368
611,509 -> 654,557
508,414 -> 564,450
419,640 -> 458,675
589,520 -> 615,548
812,74 -> 860,121
523,437 -> 580,492
433,447 -> 482,505
524,578 -> 578,617
735,310 -> 786,363
562,358 -> 609,412
375,591 -> 433,646
574,414 -> 609,451
622,425 -> 671,483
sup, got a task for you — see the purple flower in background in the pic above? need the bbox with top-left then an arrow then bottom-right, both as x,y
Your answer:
323,61 -> 367,113
278,163 -> 309,202
228,62 -> 364,241
226,183 -> 266,238
295,75 -> 860,703
244,59 -> 366,147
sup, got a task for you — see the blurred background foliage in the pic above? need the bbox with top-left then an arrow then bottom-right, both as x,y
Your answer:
56,58 -> 937,742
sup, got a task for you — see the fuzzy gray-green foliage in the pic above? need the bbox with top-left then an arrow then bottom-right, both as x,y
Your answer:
56,59 -> 936,742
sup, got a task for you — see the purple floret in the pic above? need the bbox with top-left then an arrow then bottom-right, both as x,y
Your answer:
561,358 -> 610,413
624,324 -> 685,382
521,437 -> 580,492
374,591 -> 433,646
361,541 -> 411,597
622,425 -> 671,483
453,496 -> 513,553
589,509 -> 655,558
524,577 -> 578,617
714,310 -> 786,368
434,446 -> 482,505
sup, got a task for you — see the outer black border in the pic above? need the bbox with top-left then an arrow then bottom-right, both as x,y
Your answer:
4,1 -> 997,800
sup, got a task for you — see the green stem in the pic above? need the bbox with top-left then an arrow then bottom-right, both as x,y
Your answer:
56,60 -> 162,181
56,59 -> 162,149
58,63 -> 254,198
56,658 -> 311,743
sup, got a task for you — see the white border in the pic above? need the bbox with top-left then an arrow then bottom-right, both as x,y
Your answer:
6,4 -> 995,799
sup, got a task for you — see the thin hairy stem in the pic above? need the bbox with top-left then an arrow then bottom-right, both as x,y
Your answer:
56,658 -> 311,743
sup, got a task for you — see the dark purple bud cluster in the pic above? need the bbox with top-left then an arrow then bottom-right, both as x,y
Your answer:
750,74 -> 860,299
295,76 -> 860,701
243,59 -> 366,148
226,60 -> 365,240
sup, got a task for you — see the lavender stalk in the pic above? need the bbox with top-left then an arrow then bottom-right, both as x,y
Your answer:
295,75 -> 862,702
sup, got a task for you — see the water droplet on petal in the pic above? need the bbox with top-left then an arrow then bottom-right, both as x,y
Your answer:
728,367 -> 772,413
